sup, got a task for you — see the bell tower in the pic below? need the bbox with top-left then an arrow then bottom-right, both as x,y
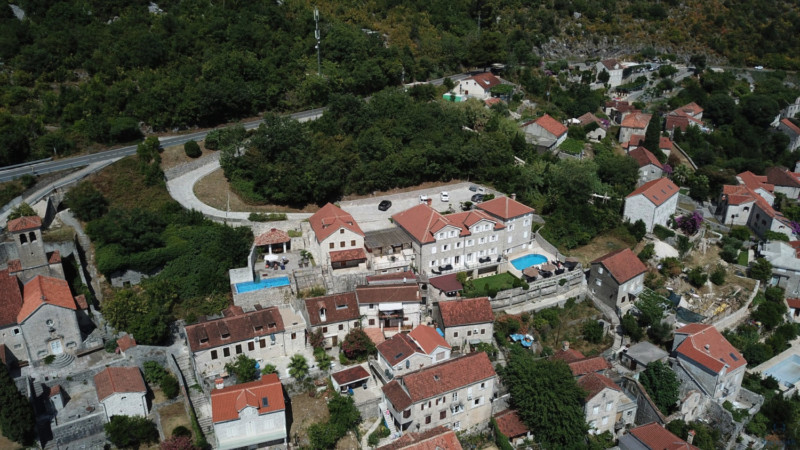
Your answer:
8,215 -> 47,270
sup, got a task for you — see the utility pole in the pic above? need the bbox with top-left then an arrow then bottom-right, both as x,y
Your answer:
314,7 -> 321,77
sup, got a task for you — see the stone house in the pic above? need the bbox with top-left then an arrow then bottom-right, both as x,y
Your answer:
576,112 -> 607,141
450,72 -> 503,100
766,166 -> 800,199
619,422 -> 699,450
618,112 -> 652,147
211,374 -> 287,450
94,366 -> 148,421
605,100 -> 637,124
521,114 -> 568,149
623,177 -> 679,233
578,372 -> 637,436
596,59 -> 625,87
381,352 -> 497,434
778,118 -> 800,152
376,426 -> 462,450
377,325 -> 451,379
787,298 -> 800,323
718,179 -> 796,239
184,305 -> 306,379
628,147 -> 664,186
302,292 -> 360,348
492,409 -> 531,447
671,323 -> 746,402
356,283 -> 423,332
758,240 -> 800,296
588,249 -> 647,315
5,216 -> 65,282
435,297 -> 494,350
665,102 -> 705,135
309,203 -> 366,270
476,196 -> 536,256
620,341 -> 669,372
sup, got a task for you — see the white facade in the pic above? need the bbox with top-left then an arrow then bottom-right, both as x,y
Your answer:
585,387 -> 635,436
318,228 -> 365,265
442,323 -> 493,350
623,191 -> 678,233
637,164 -> 663,186
20,304 -> 82,360
100,392 -> 147,421
360,301 -> 422,330
215,407 -> 287,450
595,61 -> 624,87
194,330 -> 305,378
379,346 -> 450,379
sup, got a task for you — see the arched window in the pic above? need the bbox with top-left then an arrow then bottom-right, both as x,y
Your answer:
19,234 -> 27,244
29,231 -> 36,242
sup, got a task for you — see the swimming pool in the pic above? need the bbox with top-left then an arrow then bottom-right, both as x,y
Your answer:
235,276 -> 291,294
765,354 -> 800,388
511,253 -> 548,270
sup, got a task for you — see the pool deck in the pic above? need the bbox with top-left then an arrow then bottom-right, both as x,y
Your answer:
749,336 -> 800,389
505,248 -> 557,279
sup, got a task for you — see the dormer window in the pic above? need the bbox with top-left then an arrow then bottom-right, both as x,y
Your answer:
219,323 -> 230,339
320,308 -> 327,321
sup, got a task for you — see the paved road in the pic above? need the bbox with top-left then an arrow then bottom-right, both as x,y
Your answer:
0,73 -> 471,183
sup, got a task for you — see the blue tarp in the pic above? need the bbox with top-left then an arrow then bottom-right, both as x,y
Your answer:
436,328 -> 445,337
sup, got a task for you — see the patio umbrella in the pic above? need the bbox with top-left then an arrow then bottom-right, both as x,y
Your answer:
522,267 -> 539,278
540,263 -> 556,272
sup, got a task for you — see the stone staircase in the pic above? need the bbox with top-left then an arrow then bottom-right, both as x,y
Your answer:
378,402 -> 398,437
49,353 -> 75,369
174,353 -> 214,435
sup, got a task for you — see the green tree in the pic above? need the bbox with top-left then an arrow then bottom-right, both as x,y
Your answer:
621,313 -> 644,342
0,362 -> 35,445
676,235 -> 692,258
501,347 -> 588,447
753,301 -> 787,330
225,354 -> 259,384
104,415 -> 159,449
648,321 -> 673,345
640,361 -> 680,415
687,266 -> 708,288
65,181 -> 108,221
629,219 -> 647,242
184,140 -> 202,158
7,203 -> 37,221
582,320 -> 604,343
597,69 -> 610,84
710,265 -> 726,285
288,354 -> 309,380
750,258 -> 773,283
341,328 -> 376,361
643,114 -> 662,154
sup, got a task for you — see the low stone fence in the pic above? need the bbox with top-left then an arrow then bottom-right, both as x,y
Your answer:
489,268 -> 585,311
50,412 -> 106,448
712,279 -> 760,331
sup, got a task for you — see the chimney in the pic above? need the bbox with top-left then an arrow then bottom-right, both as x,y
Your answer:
687,430 -> 695,445
510,193 -> 516,200
215,378 -> 224,389
563,341 -> 570,351
704,344 -> 710,351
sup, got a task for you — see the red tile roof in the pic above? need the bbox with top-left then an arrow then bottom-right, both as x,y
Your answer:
428,274 -> 463,293
578,372 -> 621,401
74,294 -> 88,310
477,196 -> 535,220
382,352 -> 496,411
94,367 -> 146,402
787,298 -> 800,309
254,228 -> 291,246
600,58 -> 622,70
185,306 -> 285,352
19,275 -> 78,323
533,114 -> 568,138
674,102 -> 703,117
331,365 -> 370,386
621,112 -> 652,130
392,204 -> 501,245
309,203 -> 364,243
722,185 -> 758,206
48,250 -> 61,264
49,384 -> 62,398
211,374 -> 284,423
626,177 -> 679,206
674,323 -> 746,374
438,297 -> 494,327
0,269 -> 23,327
377,426 -> 463,450
577,112 -> 604,128
494,409 -> 529,438
304,292 -> 359,326
7,259 -> 21,273
552,348 -> 586,363
408,325 -> 450,354
7,216 -> 42,232
329,248 -> 367,263
568,356 -> 610,376
378,332 -> 423,367
367,271 -> 416,283
628,422 -> 700,450
766,166 -> 800,188
660,136 -> 674,151
738,171 -> 774,192
356,283 -> 420,304
484,97 -> 503,106
629,147 -> 663,169
116,335 -> 137,352
591,248 -> 647,285
781,118 -> 800,135
466,72 -> 502,90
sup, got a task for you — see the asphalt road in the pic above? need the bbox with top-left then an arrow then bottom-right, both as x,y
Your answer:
0,72 -> 470,183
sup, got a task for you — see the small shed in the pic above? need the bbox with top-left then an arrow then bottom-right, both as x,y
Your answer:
331,365 -> 370,394
429,274 -> 463,297
620,341 -> 669,371
254,228 -> 291,254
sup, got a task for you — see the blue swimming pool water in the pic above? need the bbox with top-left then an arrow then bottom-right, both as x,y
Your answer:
765,354 -> 800,388
235,276 -> 291,294
511,253 -> 548,270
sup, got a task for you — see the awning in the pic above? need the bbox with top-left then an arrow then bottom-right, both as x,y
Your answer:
379,302 -> 403,311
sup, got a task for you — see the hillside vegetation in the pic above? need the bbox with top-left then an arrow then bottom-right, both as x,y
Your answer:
1,0 -> 798,166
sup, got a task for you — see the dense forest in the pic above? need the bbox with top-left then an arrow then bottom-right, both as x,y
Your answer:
1,0 -> 799,166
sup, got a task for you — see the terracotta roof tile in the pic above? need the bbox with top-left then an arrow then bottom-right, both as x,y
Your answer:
309,203 -> 364,243
116,335 -> 137,352
675,102 -> 703,117
626,177 -> 679,206
477,196 -> 535,220
7,216 -> 41,232
355,284 -> 420,304
629,147 -> 663,169
466,72 -> 502,90
577,372 -> 621,401
738,171 -> 774,192
493,409 -> 529,438
185,306 -> 285,352
766,167 -> 800,189
382,352 -> 496,411
621,112 -> 652,129
19,275 -> 77,323
378,333 -> 423,367
304,292 -> 359,326
660,136 -> 674,150
408,325 -> 450,354
551,348 -> 586,364
94,367 -> 146,402
331,365 -> 370,386
787,298 -> 800,309
211,374 -> 284,423
577,112 -> 604,128
364,328 -> 386,345
781,118 -> 800,135
533,114 -> 568,138
591,248 -> 647,284
329,248 -> 367,263
254,228 -> 291,246
568,356 -> 610,376
628,422 -> 700,450
0,269 -> 23,327
428,274 -> 463,293
74,294 -> 88,310
377,426 -> 462,450
438,297 -> 494,327
674,323 -> 746,373
600,58 -> 621,70
367,271 -> 416,283
6,259 -> 21,273
392,204 -> 502,245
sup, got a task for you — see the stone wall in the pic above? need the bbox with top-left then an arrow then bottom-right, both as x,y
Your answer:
489,268 -> 586,311
712,279 -> 761,331
618,376 -> 666,426
109,269 -> 154,288
233,285 -> 294,311
356,396 -> 381,420
50,412 -> 107,449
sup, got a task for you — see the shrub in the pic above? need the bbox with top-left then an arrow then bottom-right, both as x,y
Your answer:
288,354 -> 309,380
172,425 -> 192,437
341,329 -> 376,361
368,424 -> 390,446
730,226 -> 751,241
104,416 -> 159,449
261,364 -> 277,375
43,355 -> 55,365
653,224 -> 675,240
710,265 -> 726,285
621,313 -> 644,342
161,374 -> 180,399
184,140 -> 202,158
628,219 -> 647,242
225,355 -> 259,384
659,257 -> 683,277
19,174 -> 36,189
314,347 -> 332,371
7,202 -> 37,221
248,212 -> 288,222
144,361 -> 169,384
639,243 -> 655,262
687,266 -> 708,287
582,321 -> 604,343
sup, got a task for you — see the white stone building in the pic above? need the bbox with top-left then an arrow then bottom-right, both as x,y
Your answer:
377,325 -> 451,379
623,177 -> 679,233
578,372 -> 636,436
596,59 -> 625,87
94,366 -> 148,421
588,248 -> 647,315
628,147 -> 663,186
450,72 -> 503,100
435,297 -> 494,350
618,112 -> 652,146
356,283 -> 423,332
211,374 -> 287,450
302,292 -> 360,348
521,114 -> 568,149
309,203 -> 366,270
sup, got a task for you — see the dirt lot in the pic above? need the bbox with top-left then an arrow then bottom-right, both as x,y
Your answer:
565,229 -> 637,267
160,142 -> 216,171
335,431 -> 360,449
289,391 -> 330,447
158,401 -> 192,439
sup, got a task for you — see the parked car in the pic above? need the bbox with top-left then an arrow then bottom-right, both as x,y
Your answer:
440,191 -> 450,202
378,200 -> 392,211
469,185 -> 486,193
471,193 -> 485,203
755,65 -> 764,70
419,194 -> 429,204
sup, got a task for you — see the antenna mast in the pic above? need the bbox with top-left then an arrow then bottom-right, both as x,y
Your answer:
314,7 -> 321,76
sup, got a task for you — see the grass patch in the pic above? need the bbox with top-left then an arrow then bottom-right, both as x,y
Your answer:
288,230 -> 302,238
463,272 -> 520,297
559,138 -> 585,155
0,180 -> 25,208
158,402 -> 192,438
738,250 -> 749,266
43,225 -> 76,243
653,224 -> 675,240
90,157 -> 174,212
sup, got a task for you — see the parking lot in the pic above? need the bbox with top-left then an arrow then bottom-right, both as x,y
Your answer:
338,182 -> 499,232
